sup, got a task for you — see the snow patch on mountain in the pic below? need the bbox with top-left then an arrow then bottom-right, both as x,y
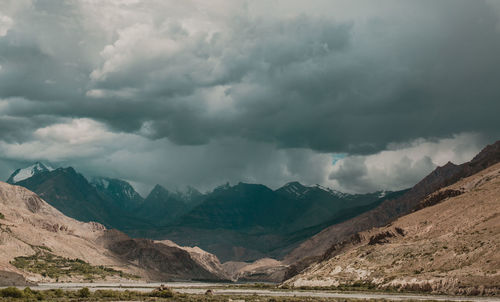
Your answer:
281,182 -> 310,197
313,184 -> 350,198
7,162 -> 54,183
279,181 -> 351,198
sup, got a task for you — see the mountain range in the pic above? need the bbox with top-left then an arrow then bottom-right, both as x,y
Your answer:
1,140 -> 499,292
7,165 -> 400,262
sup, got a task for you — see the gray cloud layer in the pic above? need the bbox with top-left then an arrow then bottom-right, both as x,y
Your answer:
0,0 -> 498,193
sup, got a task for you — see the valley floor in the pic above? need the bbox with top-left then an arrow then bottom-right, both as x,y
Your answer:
2,283 -> 500,302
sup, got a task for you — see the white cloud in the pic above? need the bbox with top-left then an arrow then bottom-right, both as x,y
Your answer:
327,133 -> 486,193
0,119 -> 488,194
0,14 -> 13,37
0,118 -> 136,161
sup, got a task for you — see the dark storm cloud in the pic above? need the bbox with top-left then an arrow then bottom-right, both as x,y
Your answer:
0,0 -> 498,192
1,0 -> 499,153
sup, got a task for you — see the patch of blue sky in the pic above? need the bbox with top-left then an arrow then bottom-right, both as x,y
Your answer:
331,153 -> 347,165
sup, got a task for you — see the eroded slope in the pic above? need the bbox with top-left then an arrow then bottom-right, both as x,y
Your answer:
285,162 -> 500,295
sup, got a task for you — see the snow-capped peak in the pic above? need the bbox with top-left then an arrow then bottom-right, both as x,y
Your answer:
313,184 -> 350,198
8,162 -> 54,183
281,181 -> 309,197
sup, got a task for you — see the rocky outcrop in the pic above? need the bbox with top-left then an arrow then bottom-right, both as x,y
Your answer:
223,258 -> 288,282
414,189 -> 463,211
97,230 -> 229,281
158,240 -> 228,280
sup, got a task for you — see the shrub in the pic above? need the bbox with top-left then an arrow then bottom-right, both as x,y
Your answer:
94,289 -> 121,298
0,287 -> 24,298
52,289 -> 64,297
0,212 -> 4,219
78,287 -> 91,298
150,289 -> 174,298
23,287 -> 35,297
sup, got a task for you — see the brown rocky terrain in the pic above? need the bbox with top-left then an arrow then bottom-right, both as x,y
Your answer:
0,181 -> 228,285
222,258 -> 288,282
284,161 -> 500,295
283,141 -> 500,278
96,232 -> 229,281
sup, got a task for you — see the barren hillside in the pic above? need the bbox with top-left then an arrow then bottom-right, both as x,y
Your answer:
0,182 -> 228,285
285,162 -> 500,295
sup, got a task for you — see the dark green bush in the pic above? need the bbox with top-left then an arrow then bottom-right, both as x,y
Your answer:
78,287 -> 91,298
0,287 -> 24,298
0,212 -> 5,219
23,287 -> 34,297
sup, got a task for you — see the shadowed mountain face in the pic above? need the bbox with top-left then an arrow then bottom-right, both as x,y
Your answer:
90,177 -> 144,210
147,183 -> 404,262
283,140 -> 500,278
14,168 -> 153,231
135,184 -> 203,226
7,165 -> 398,262
10,169 -> 201,232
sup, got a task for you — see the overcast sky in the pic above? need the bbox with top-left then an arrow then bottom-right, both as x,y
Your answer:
0,0 -> 499,195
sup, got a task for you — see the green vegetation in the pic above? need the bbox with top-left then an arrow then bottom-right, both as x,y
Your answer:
0,212 -> 5,219
0,287 -> 447,302
0,287 -> 24,298
78,287 -> 91,298
10,251 -> 139,280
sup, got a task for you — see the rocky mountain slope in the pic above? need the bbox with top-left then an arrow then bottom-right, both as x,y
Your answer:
151,182 -> 402,262
223,258 -> 289,283
90,176 -> 144,210
283,141 -> 500,277
0,181 -> 228,285
285,161 -> 500,295
7,164 -> 399,262
13,167 -> 152,231
136,185 -> 193,226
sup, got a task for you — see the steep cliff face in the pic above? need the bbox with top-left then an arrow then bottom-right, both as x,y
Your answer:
284,162 -> 500,295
